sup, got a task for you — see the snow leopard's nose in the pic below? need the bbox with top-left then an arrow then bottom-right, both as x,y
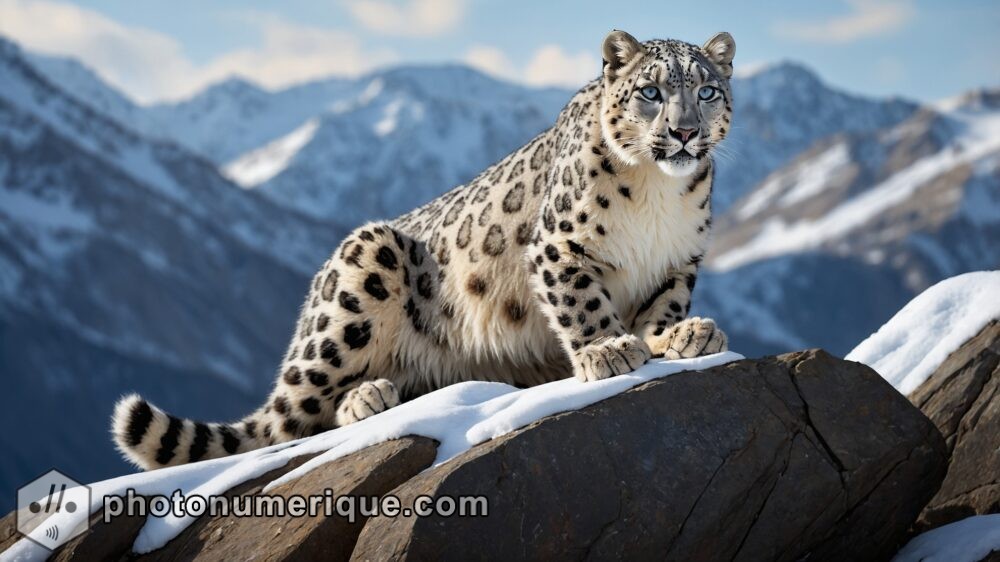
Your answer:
668,127 -> 698,144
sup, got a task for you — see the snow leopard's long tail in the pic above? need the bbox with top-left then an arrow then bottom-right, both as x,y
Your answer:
111,394 -> 266,470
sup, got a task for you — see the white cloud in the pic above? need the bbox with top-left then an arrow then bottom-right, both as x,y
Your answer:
462,45 -> 517,80
346,0 -> 464,38
196,12 -> 397,96
523,45 -> 598,88
0,0 -> 396,104
463,44 -> 598,89
773,0 -> 915,44
0,0 -> 189,103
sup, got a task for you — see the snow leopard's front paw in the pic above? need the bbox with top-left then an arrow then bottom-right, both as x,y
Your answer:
572,334 -> 651,382
335,379 -> 400,426
647,316 -> 728,359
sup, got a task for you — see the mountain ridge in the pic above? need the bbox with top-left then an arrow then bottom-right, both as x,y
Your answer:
709,87 -> 1000,289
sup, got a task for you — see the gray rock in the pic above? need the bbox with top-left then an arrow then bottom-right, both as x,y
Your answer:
352,350 -> 946,562
138,437 -> 437,562
911,321 -> 1000,531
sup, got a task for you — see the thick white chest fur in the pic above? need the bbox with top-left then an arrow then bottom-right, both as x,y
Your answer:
587,164 -> 711,312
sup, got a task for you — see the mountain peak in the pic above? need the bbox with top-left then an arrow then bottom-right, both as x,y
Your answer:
199,76 -> 268,99
736,59 -> 811,75
362,63 -> 550,100
734,59 -> 825,90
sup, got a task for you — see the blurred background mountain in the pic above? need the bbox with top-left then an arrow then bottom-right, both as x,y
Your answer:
1,20 -> 998,509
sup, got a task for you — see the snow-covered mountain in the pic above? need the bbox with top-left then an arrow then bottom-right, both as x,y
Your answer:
717,61 -> 918,211
693,88 -> 1000,357
23,47 -> 922,225
710,89 -> 1000,286
0,37 -> 342,503
158,66 -> 569,222
146,77 -> 358,164
249,67 -> 568,221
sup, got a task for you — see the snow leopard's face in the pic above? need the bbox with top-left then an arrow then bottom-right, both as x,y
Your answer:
600,31 -> 735,177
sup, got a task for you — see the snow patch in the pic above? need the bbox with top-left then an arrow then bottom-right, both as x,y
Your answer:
737,142 -> 850,220
779,143 -> 851,206
374,99 -> 404,137
959,152 -> 1000,227
734,175 -> 786,220
893,515 -> 1000,562
222,119 -> 320,188
846,271 -> 1000,395
330,78 -> 384,114
1,352 -> 741,560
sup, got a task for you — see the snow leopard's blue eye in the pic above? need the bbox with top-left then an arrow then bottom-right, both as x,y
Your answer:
698,86 -> 718,101
639,86 -> 661,102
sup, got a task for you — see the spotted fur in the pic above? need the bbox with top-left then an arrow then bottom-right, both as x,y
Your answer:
113,30 -> 736,470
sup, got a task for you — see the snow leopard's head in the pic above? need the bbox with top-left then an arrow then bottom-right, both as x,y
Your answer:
600,30 -> 735,177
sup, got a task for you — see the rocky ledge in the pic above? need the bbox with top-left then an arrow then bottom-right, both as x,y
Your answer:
911,321 -> 1000,532
1,350 -> 949,561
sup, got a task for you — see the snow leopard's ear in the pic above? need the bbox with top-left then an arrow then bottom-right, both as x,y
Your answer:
602,30 -> 644,74
702,32 -> 736,78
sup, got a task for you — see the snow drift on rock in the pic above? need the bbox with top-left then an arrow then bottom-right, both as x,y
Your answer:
1,352 -> 741,560
846,271 -> 1000,394
893,514 -> 1000,562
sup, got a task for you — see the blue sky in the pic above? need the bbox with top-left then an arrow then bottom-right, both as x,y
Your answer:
0,0 -> 996,104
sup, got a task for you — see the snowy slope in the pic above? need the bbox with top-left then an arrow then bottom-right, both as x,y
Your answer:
223,118 -> 321,187
846,271 -> 1000,394
1,352 -> 740,560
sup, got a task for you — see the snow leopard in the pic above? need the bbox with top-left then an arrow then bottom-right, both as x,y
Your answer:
113,30 -> 736,469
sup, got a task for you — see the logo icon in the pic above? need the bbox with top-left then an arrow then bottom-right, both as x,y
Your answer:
16,469 -> 91,551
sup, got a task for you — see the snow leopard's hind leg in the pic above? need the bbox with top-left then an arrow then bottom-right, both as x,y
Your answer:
112,222 -> 432,469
